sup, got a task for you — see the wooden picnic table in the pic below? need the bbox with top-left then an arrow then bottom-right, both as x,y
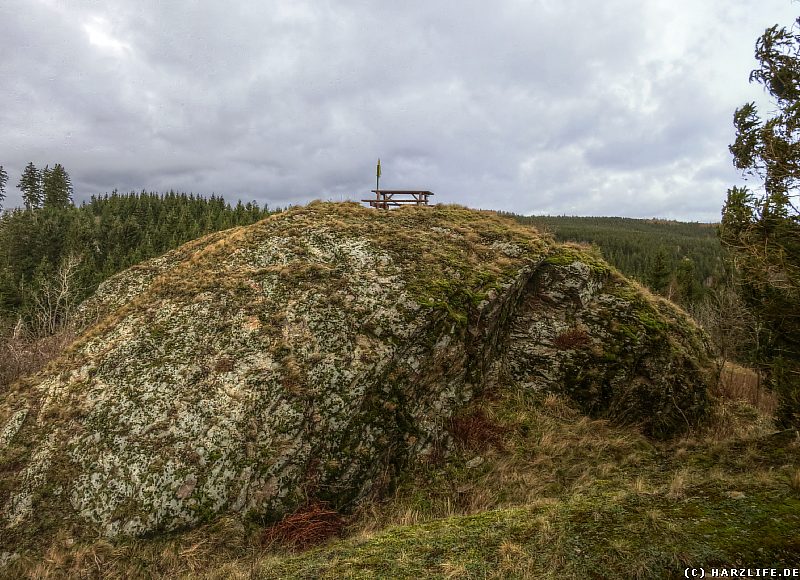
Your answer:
361,190 -> 434,209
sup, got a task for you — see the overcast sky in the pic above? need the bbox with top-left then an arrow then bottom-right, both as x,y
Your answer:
1,1 -> 797,221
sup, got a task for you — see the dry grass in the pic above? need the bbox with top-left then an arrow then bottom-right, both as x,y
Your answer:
697,398 -> 776,442
791,468 -> 800,493
343,388 -> 654,546
714,361 -> 778,415
677,361 -> 780,443
630,475 -> 655,495
7,516 -> 259,579
0,324 -> 75,390
666,469 -> 691,499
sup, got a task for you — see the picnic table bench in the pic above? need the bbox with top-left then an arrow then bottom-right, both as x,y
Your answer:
362,190 -> 434,209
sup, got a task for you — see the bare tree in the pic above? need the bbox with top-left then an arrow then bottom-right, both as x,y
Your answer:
691,284 -> 761,369
27,253 -> 84,337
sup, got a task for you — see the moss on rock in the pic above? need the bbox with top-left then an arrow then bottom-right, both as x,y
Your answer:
505,246 -> 713,438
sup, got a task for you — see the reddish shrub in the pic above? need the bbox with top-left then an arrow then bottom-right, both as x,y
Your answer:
262,501 -> 345,550
553,328 -> 590,350
448,408 -> 507,451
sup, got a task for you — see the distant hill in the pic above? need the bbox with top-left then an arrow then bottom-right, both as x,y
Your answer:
505,214 -> 725,287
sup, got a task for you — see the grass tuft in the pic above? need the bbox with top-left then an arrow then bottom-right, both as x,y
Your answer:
791,468 -> 800,493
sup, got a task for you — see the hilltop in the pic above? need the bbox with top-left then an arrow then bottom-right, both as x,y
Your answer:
1,202 -> 796,577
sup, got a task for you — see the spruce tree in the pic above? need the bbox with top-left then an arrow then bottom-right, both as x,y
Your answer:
42,164 -> 73,208
720,17 -> 800,426
647,248 -> 672,294
17,162 -> 42,209
675,257 -> 700,305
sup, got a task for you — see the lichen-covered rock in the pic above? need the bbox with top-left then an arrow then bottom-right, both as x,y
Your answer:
504,245 -> 714,438
0,203 -> 713,555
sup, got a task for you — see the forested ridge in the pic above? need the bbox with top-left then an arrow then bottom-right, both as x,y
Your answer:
0,190 -> 274,333
507,214 -> 725,297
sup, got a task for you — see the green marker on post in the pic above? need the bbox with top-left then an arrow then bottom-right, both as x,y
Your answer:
376,158 -> 381,192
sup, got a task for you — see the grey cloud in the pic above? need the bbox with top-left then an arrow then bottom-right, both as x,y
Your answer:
1,0 -> 797,220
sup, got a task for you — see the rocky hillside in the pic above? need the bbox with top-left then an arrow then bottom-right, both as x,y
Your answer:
0,202 -> 715,562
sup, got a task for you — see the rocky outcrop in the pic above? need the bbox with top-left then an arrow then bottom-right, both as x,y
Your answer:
504,246 -> 713,438
0,202 -> 714,555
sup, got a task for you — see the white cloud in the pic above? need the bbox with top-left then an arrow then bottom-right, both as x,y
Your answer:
83,16 -> 132,56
